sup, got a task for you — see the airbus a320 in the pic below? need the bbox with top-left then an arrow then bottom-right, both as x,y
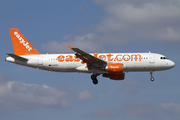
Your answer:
5,28 -> 175,84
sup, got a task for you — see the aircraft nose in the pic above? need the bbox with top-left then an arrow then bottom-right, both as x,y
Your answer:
169,60 -> 175,68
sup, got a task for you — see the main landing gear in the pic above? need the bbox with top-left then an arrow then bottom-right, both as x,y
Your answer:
91,74 -> 98,85
150,71 -> 155,81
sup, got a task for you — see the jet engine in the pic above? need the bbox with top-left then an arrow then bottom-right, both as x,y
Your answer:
103,63 -> 125,80
106,63 -> 123,73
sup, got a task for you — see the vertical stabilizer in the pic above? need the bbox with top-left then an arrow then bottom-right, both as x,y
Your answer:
9,28 -> 41,55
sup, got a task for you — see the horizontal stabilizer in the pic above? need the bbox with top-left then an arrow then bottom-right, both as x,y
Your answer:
7,53 -> 28,62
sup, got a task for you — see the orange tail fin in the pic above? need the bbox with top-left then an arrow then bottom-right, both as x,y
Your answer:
9,28 -> 41,55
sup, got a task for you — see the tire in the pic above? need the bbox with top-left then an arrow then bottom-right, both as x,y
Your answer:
151,77 -> 154,81
93,79 -> 98,84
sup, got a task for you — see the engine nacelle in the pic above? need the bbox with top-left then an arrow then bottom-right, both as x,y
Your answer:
103,72 -> 125,80
104,63 -> 124,80
106,63 -> 123,73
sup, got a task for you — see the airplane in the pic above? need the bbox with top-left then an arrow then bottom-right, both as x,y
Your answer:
5,28 -> 175,84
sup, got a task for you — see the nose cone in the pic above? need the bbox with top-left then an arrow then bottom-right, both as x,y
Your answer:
168,60 -> 175,69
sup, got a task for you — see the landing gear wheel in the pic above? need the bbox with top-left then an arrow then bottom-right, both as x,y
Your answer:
93,79 -> 98,84
150,71 -> 155,81
151,77 -> 154,81
91,74 -> 98,85
91,74 -> 96,80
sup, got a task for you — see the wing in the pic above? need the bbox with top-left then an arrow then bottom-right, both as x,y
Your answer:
68,45 -> 107,69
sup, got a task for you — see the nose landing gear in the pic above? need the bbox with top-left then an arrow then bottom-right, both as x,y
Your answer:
150,71 -> 154,81
91,74 -> 98,85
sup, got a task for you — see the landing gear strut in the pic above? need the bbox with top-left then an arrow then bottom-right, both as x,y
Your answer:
150,71 -> 154,81
91,74 -> 98,85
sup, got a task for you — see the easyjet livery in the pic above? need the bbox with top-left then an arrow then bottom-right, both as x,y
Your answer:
5,28 -> 175,84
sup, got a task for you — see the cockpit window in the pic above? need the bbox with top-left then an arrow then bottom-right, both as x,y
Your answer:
160,57 -> 168,59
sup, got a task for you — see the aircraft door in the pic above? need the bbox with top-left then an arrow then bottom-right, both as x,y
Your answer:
38,56 -> 43,65
149,53 -> 155,64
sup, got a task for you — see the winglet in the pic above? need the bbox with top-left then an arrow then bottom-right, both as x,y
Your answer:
68,45 -> 73,50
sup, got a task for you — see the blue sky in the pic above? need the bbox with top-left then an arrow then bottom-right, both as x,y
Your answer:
0,0 -> 180,120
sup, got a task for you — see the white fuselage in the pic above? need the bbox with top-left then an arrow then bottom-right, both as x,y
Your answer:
7,28 -> 175,84
5,53 -> 175,74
